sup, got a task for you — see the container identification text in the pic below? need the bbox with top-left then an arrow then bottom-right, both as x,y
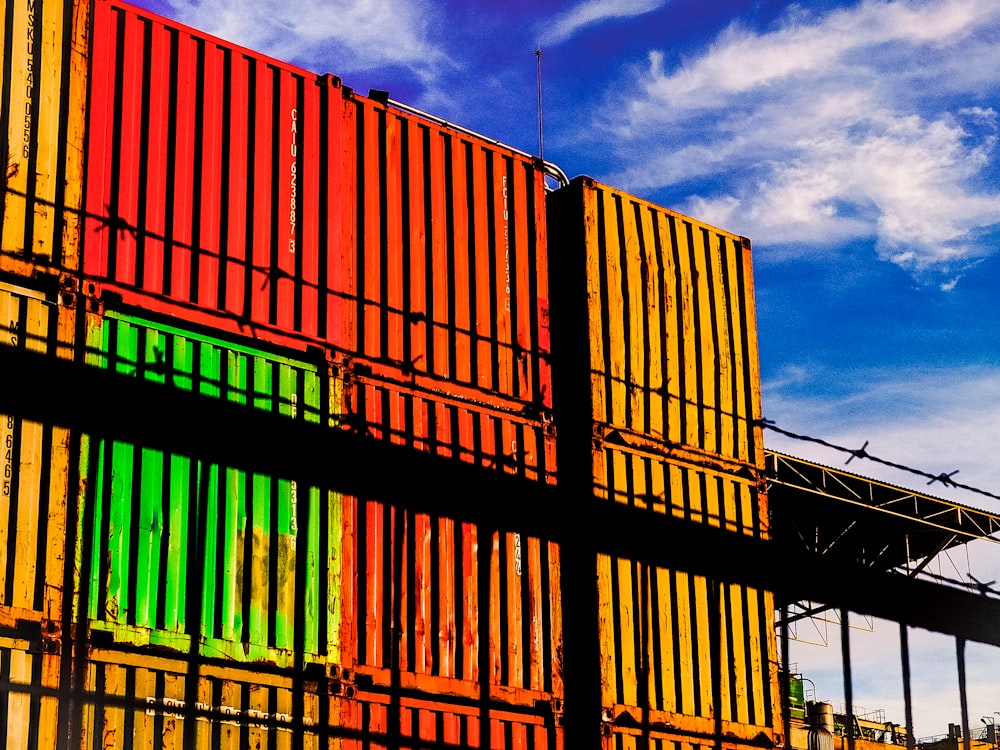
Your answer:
23,0 -> 37,159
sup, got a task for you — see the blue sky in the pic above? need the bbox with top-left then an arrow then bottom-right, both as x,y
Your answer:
127,0 -> 1000,735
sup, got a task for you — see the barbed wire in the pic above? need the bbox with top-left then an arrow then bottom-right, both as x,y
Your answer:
758,419 -> 1000,504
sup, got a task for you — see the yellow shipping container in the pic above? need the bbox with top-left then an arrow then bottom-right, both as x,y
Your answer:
548,176 -> 765,513
0,636 -> 63,750
0,278 -> 75,629
547,177 -> 779,748
1,0 -> 88,273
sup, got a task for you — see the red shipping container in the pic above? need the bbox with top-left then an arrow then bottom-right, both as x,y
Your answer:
338,691 -> 564,750
340,496 -> 565,716
82,0 -> 555,481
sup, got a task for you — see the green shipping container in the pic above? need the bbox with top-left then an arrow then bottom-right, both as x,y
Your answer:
76,310 -> 346,667
788,673 -> 805,721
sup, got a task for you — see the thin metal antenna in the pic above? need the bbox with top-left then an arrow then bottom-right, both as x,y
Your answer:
535,48 -> 544,160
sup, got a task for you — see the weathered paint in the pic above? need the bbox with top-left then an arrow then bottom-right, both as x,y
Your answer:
73,644 -> 564,749
0,637 -> 62,750
600,733 -> 753,750
76,309 -> 346,667
0,0 -> 88,272
344,93 -> 552,411
80,0 -> 556,481
597,555 -> 778,746
546,177 -> 779,748
0,279 -> 74,626
547,176 -> 765,512
82,0 -> 336,345
337,691 -> 565,750
349,371 -> 557,484
346,498 -> 564,705
77,646 -> 344,749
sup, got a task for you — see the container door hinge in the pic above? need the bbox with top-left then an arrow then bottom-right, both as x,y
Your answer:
601,706 -> 641,735
536,697 -> 564,727
41,618 -> 61,654
304,663 -> 357,698
328,665 -> 357,698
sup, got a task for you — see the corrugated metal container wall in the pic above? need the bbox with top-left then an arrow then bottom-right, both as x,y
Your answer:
1,0 -> 88,274
546,177 -> 778,748
0,634 -> 62,750
596,557 -> 777,747
81,0 -> 555,482
73,646 -> 563,749
0,292 -> 564,745
343,497 -> 564,719
0,279 -> 74,629
547,177 -> 764,515
75,646 -> 354,748
341,91 -> 555,482
82,0 -> 339,345
75,307 -> 348,668
337,692 -> 564,749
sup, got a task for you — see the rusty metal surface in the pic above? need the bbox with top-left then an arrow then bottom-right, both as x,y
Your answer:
547,176 -> 765,517
70,645 -> 564,749
0,637 -> 62,750
338,691 -> 564,749
1,0 -> 88,272
0,279 -> 74,628
77,646 -> 342,748
349,368 -> 557,485
9,4 -> 993,749
0,293 -> 564,745
78,0 -> 556,482
596,555 -> 778,746
75,307 -> 344,667
546,177 -> 778,747
7,314 -> 1000,747
345,497 -> 563,702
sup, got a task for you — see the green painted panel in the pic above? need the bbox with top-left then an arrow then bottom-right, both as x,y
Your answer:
77,312 -> 343,666
788,674 -> 806,720
83,311 -> 324,422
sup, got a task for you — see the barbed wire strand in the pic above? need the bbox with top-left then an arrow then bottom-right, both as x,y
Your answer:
758,420 -> 1000,504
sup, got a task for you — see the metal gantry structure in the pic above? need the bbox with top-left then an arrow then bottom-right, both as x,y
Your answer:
767,451 -> 1000,750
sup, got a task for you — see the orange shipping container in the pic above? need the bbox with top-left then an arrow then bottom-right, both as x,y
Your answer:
1,0 -> 88,273
80,0 -> 557,482
342,497 -> 564,710
546,177 -> 779,747
0,278 -> 74,630
547,176 -> 765,512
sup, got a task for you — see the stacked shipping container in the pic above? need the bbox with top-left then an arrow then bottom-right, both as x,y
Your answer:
0,274 -> 566,748
0,280 -> 74,750
547,178 -> 779,749
81,0 -> 555,483
1,0 -> 775,748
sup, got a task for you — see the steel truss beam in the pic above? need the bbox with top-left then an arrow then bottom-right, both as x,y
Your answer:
765,451 -> 1000,575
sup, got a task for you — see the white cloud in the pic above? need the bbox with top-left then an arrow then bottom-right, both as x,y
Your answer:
165,0 -> 453,82
627,0 -> 995,113
538,0 -> 667,47
690,107 -> 1000,267
592,0 -> 1000,279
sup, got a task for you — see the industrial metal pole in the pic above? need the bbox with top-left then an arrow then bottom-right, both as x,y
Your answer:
535,49 -> 544,161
